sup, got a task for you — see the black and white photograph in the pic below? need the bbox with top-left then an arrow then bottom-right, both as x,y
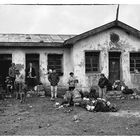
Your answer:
0,0 -> 140,136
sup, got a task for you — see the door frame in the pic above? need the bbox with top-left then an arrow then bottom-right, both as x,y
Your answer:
108,51 -> 122,83
25,53 -> 40,83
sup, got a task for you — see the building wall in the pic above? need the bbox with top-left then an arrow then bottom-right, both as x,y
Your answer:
0,47 -> 73,88
72,27 -> 140,91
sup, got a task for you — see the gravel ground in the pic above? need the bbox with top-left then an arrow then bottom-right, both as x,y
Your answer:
0,96 -> 140,136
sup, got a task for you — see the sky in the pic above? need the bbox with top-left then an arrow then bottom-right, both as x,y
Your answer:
0,1 -> 140,34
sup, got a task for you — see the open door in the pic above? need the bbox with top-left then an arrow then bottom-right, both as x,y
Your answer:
25,54 -> 40,84
109,52 -> 121,84
0,54 -> 12,89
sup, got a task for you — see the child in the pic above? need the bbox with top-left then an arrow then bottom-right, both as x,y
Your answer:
15,71 -> 24,101
98,73 -> 109,100
5,76 -> 13,97
68,72 -> 76,91
36,83 -> 45,97
20,82 -> 28,103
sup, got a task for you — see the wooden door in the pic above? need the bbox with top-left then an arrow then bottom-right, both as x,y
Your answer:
109,52 -> 120,84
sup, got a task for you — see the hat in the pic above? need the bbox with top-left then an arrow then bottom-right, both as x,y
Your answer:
70,72 -> 74,75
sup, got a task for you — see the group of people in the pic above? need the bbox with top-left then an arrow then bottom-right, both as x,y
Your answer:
5,61 -> 110,105
5,62 -> 37,102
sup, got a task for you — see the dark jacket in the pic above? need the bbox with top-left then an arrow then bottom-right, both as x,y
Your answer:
98,77 -> 109,88
26,67 -> 36,78
48,72 -> 59,86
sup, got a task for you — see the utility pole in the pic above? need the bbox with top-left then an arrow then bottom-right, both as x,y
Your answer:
116,4 -> 120,21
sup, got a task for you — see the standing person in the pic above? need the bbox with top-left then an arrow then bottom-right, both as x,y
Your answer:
98,73 -> 109,100
48,68 -> 59,100
68,72 -> 76,91
15,71 -> 24,101
8,63 -> 16,94
26,63 -> 36,91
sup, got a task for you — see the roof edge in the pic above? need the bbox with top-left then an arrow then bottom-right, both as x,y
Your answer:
64,20 -> 140,45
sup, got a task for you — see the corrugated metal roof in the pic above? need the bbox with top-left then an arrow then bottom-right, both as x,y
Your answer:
0,34 -> 76,43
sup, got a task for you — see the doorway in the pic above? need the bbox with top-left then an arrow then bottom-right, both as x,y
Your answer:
0,54 -> 12,89
109,52 -> 121,84
25,54 -> 40,84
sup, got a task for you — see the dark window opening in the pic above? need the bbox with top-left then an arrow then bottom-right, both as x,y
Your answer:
85,51 -> 100,73
130,52 -> 140,73
0,54 -> 12,89
48,54 -> 63,76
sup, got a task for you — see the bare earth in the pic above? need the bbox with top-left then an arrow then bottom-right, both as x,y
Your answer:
0,96 -> 140,136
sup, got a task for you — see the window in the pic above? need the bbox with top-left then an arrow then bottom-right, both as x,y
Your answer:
48,54 -> 63,76
130,52 -> 140,73
85,51 -> 100,73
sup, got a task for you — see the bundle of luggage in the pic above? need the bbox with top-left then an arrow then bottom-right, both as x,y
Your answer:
82,98 -> 118,112
59,88 -> 118,112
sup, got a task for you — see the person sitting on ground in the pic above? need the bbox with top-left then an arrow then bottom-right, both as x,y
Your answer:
71,80 -> 83,106
98,73 -> 109,100
68,72 -> 77,91
35,82 -> 45,97
60,90 -> 73,107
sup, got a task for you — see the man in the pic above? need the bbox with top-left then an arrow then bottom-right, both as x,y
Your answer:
26,63 -> 36,90
98,73 -> 109,100
8,63 -> 16,94
48,69 -> 59,100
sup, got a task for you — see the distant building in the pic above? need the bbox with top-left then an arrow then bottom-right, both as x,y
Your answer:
0,20 -> 140,91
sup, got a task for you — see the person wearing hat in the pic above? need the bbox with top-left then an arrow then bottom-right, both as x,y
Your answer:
98,73 -> 109,100
68,72 -> 77,91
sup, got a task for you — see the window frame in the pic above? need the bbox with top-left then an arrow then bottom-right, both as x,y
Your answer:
85,51 -> 100,73
130,52 -> 140,73
47,53 -> 63,76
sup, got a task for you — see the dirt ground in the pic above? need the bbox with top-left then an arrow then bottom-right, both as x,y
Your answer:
0,95 -> 140,136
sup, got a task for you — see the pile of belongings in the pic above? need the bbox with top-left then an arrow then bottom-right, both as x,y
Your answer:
81,97 -> 118,112
112,80 -> 124,91
56,88 -> 118,112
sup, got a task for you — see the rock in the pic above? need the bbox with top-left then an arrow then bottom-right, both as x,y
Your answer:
38,125 -> 42,128
130,96 -> 134,99
17,117 -> 21,121
73,115 -> 78,121
47,124 -> 50,127
83,129 -> 87,132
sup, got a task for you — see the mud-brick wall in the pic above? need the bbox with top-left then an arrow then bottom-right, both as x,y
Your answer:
39,48 -> 73,88
72,27 -> 140,91
0,48 -> 73,88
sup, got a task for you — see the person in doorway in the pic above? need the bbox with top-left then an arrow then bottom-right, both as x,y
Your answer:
48,68 -> 60,100
98,73 -> 109,100
26,63 -> 36,91
8,63 -> 16,94
68,72 -> 77,91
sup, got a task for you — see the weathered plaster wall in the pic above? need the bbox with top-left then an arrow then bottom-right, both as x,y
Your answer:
72,27 -> 140,91
0,48 -> 72,88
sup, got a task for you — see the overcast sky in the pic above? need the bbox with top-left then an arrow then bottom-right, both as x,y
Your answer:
0,4 -> 140,34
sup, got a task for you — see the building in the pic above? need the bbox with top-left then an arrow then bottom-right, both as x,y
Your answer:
0,20 -> 140,91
